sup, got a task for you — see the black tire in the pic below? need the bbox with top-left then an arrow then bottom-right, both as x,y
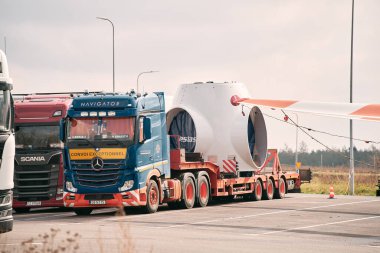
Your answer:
253,180 -> 263,201
180,173 -> 196,209
74,208 -> 93,216
263,179 -> 275,200
14,207 -> 31,213
196,175 -> 210,207
275,178 -> 286,199
145,180 -> 160,213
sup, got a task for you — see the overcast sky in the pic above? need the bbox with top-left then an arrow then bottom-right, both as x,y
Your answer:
1,0 -> 379,155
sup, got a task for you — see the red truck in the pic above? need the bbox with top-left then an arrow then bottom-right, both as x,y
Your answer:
13,94 -> 72,212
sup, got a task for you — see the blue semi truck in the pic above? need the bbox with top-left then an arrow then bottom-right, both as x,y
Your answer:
61,88 -> 300,215
61,92 -> 173,214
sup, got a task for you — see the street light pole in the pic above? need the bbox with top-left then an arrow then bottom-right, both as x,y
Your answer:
349,0 -> 355,195
97,17 -> 115,93
136,71 -> 159,94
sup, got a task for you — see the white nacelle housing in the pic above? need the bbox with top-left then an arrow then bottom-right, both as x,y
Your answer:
167,82 -> 268,172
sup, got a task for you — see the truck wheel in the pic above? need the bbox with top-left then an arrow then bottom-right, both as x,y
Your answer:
14,207 -> 30,213
197,175 -> 210,207
275,178 -> 286,199
253,180 -> 263,201
180,173 -> 196,209
145,180 -> 160,213
263,179 -> 274,200
74,208 -> 93,215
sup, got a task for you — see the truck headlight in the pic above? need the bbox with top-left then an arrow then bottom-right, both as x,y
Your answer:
66,181 -> 77,193
1,192 -> 12,205
118,180 -> 134,192
56,187 -> 64,200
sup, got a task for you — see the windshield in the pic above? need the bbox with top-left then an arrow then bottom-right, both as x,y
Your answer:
67,117 -> 135,141
0,90 -> 11,131
15,125 -> 62,149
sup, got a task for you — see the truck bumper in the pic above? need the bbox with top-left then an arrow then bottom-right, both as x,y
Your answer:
0,218 -> 13,233
13,198 -> 64,208
0,190 -> 13,233
63,187 -> 147,208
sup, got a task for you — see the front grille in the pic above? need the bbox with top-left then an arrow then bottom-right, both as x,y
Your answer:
71,160 -> 124,188
14,154 -> 60,201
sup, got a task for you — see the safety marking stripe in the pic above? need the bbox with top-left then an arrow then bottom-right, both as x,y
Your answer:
137,160 -> 169,172
223,160 -> 236,173
129,190 -> 140,202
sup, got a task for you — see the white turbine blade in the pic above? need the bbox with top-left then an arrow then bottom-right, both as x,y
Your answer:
230,96 -> 380,122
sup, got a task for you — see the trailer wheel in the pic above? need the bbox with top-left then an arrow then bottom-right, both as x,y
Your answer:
74,208 -> 93,215
253,180 -> 263,201
14,207 -> 30,213
145,180 -> 160,213
275,178 -> 286,199
197,175 -> 210,207
180,173 -> 196,209
263,179 -> 274,200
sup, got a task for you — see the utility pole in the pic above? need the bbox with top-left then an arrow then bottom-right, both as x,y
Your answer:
294,113 -> 299,167
349,0 -> 355,195
321,153 -> 323,168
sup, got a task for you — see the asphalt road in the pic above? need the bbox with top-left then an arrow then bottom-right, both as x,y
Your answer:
1,193 -> 380,253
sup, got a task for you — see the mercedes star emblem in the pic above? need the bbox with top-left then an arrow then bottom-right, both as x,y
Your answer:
91,157 -> 104,171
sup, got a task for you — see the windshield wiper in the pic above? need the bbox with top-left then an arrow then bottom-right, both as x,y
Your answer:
69,138 -> 98,149
101,137 -> 127,146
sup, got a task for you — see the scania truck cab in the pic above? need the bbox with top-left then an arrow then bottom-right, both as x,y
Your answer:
0,50 -> 15,233
62,92 -> 170,215
13,95 -> 72,212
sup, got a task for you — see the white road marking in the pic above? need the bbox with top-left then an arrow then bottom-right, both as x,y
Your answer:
245,216 -> 380,236
151,199 -> 380,229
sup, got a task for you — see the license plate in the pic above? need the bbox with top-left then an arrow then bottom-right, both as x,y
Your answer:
26,201 -> 41,206
90,200 -> 106,205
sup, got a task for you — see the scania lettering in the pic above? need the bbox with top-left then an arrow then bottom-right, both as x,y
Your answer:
0,50 -> 15,233
20,156 -> 46,162
12,94 -> 72,212
61,83 -> 300,216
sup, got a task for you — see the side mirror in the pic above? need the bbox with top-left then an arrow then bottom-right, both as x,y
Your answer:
59,118 -> 66,141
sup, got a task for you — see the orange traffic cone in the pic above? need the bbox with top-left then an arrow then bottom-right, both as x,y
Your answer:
329,185 -> 335,199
